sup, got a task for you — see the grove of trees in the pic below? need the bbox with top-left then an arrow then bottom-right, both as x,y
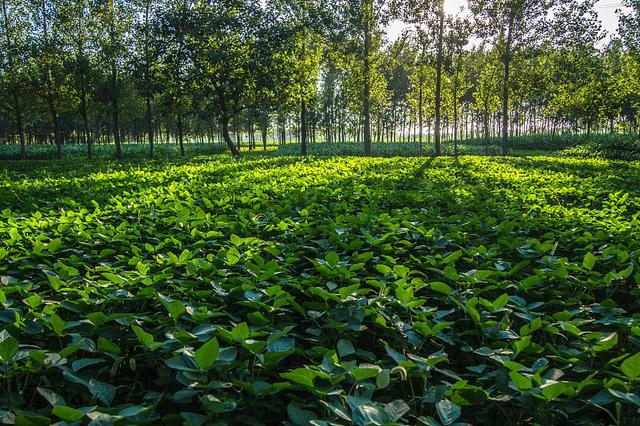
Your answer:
0,0 -> 639,159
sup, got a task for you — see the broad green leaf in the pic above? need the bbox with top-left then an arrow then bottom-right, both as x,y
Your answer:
280,368 -> 316,387
0,330 -> 18,364
352,367 -> 380,381
195,337 -> 219,370
23,295 -> 43,309
52,406 -> 84,422
583,253 -> 597,271
620,352 -> 640,379
436,399 -> 461,425
132,325 -> 154,347
325,251 -> 339,266
430,281 -> 452,296
232,322 -> 250,341
337,339 -> 356,358
376,369 -> 391,389
509,371 -> 533,390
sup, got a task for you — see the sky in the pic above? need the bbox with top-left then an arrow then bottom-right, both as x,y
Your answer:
387,0 -> 630,41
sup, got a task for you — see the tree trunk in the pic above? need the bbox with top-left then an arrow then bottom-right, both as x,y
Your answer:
434,0 -> 445,157
112,75 -> 121,160
2,0 -> 26,160
221,115 -> 240,158
484,107 -> 490,156
418,72 -> 423,155
261,118 -> 268,151
80,79 -> 92,160
16,97 -> 25,160
301,99 -> 307,156
177,114 -> 185,156
501,15 -> 514,156
144,0 -> 154,157
363,2 -> 372,156
147,96 -> 153,157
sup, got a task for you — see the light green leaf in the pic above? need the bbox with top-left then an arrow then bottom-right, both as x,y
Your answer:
430,281 -> 452,296
0,330 -> 18,364
509,371 -> 532,390
621,352 -> 640,379
195,337 -> 220,371
583,252 -> 597,271
52,406 -> 84,422
232,322 -> 250,341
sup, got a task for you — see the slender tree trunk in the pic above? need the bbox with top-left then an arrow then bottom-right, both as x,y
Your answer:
301,99 -> 307,156
15,97 -> 25,160
177,114 -> 184,156
434,0 -> 445,157
453,77 -> 458,159
261,117 -> 268,152
146,96 -> 153,157
2,0 -> 26,160
144,0 -> 154,157
363,2 -> 372,156
418,72 -> 423,155
80,80 -> 92,160
40,0 -> 62,159
112,74 -> 121,159
484,106 -> 490,156
501,15 -> 514,156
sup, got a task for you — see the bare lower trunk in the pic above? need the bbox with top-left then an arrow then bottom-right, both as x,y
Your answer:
112,63 -> 122,159
177,113 -> 185,157
363,5 -> 372,156
221,115 -> 240,158
501,16 -> 514,156
80,84 -> 92,160
301,99 -> 307,156
434,0 -> 444,157
261,118 -> 268,152
147,96 -> 153,157
15,96 -> 25,160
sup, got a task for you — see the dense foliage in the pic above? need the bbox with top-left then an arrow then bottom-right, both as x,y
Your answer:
0,0 -> 639,159
0,154 -> 639,425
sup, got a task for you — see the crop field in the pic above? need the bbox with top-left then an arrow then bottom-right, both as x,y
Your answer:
0,154 -> 639,425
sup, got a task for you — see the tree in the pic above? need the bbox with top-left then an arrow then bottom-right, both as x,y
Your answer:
0,0 -> 28,159
95,0 -> 133,159
445,15 -> 471,157
470,47 -> 501,154
31,0 -> 68,160
405,29 -> 434,154
0,0 -> 28,160
59,0 -> 96,159
547,0 -> 606,134
341,0 -> 388,155
619,0 -> 640,55
275,0 -> 326,156
159,0 -> 195,157
189,0 -> 264,158
469,0 -> 552,155
132,0 -> 160,157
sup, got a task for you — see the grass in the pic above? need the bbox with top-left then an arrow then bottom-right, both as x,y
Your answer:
0,153 -> 639,425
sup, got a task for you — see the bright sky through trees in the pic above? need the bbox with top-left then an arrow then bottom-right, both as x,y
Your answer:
388,0 -> 629,41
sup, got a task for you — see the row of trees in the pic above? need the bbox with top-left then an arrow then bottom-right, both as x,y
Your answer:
1,0 -> 639,159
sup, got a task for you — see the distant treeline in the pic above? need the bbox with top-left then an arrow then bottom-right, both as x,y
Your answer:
0,0 -> 639,160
